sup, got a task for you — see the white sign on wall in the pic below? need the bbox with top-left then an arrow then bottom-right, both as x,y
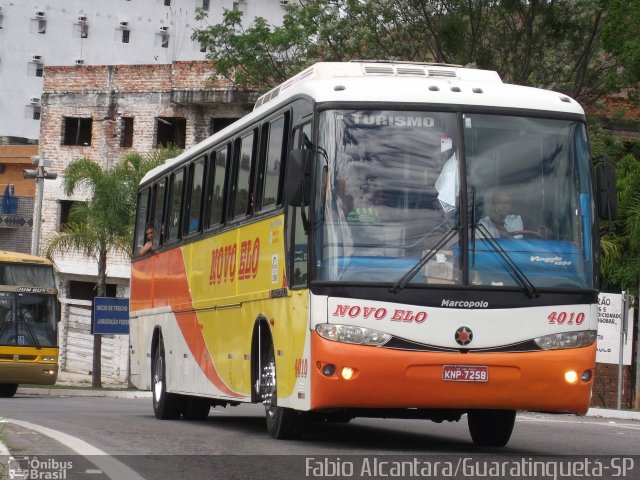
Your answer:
596,292 -> 633,365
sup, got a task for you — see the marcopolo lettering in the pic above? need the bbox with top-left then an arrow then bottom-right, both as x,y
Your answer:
441,299 -> 489,308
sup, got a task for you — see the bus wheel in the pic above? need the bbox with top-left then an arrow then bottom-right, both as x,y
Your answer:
182,396 -> 210,420
260,347 -> 306,439
0,383 -> 18,398
467,409 -> 516,447
152,337 -> 183,419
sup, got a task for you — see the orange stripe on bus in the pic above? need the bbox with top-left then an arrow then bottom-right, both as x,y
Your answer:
133,249 -> 242,398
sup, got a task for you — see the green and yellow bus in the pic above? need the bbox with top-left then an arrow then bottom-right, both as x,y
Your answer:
0,251 -> 59,397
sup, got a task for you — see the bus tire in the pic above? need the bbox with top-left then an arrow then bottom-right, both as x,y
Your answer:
152,336 -> 183,419
467,409 -> 516,447
261,346 -> 306,439
183,396 -> 210,420
0,383 -> 18,398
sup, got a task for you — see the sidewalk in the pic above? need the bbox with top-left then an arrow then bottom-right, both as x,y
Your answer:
15,370 -> 152,399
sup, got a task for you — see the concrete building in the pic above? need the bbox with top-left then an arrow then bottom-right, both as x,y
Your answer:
0,0 -> 286,257
0,0 -> 287,141
39,60 -> 259,383
0,141 -> 37,253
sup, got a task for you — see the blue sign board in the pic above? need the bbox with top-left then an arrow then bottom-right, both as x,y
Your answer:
92,297 -> 130,335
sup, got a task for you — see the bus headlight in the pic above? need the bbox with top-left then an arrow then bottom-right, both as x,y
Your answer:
316,324 -> 391,346
534,330 -> 596,350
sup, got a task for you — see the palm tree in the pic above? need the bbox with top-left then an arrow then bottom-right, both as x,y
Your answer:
45,147 -> 179,387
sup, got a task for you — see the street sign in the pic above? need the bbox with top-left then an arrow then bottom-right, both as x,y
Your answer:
92,297 -> 130,335
597,292 -> 633,365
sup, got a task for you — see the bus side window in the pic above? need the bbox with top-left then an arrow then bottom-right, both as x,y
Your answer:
208,146 -> 229,227
134,187 -> 151,255
231,130 -> 257,219
257,115 -> 288,211
152,178 -> 167,247
287,207 -> 308,288
184,157 -> 205,236
166,169 -> 185,242
301,122 -> 312,149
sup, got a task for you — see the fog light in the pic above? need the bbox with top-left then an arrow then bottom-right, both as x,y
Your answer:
564,370 -> 578,384
581,370 -> 593,382
322,364 -> 336,377
42,369 -> 55,375
341,367 -> 354,380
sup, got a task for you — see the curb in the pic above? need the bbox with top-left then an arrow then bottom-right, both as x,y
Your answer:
585,407 -> 640,421
17,387 -> 152,399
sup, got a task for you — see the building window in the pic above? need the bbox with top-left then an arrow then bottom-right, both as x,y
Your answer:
80,23 -> 89,38
28,61 -> 44,77
209,117 -> 238,136
68,280 -> 117,300
161,34 -> 169,48
38,20 -> 47,34
164,0 -> 171,5
122,29 -> 130,43
33,107 -> 41,120
121,117 -> 134,148
202,0 -> 210,10
63,117 -> 93,146
59,200 -> 83,226
233,2 -> 247,12
156,117 -> 186,149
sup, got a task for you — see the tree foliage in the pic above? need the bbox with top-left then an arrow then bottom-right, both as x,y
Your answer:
193,1 -> 640,292
44,146 -> 178,387
193,0 -> 635,105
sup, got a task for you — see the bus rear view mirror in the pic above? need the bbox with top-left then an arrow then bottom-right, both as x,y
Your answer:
286,149 -> 313,207
595,160 -> 617,220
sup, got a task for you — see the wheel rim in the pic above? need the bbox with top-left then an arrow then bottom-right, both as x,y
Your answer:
260,355 -> 276,417
153,349 -> 163,403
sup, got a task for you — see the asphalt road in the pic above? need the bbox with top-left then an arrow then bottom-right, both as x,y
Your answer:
2,395 -> 639,479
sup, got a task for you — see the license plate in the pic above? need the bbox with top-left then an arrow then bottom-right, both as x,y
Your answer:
442,365 -> 488,382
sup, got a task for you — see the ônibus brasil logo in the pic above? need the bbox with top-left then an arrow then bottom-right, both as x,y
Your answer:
455,326 -> 474,346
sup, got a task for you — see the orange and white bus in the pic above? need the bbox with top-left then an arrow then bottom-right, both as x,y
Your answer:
129,61 -> 616,446
0,251 -> 59,397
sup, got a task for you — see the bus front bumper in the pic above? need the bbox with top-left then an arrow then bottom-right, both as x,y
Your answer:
310,333 -> 594,414
0,350 -> 58,385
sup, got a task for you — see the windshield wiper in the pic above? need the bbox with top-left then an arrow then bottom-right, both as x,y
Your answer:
473,223 -> 539,298
389,225 -> 459,294
20,310 -> 41,349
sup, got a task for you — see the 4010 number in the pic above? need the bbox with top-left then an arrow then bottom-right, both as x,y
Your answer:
294,358 -> 308,378
548,311 -> 585,325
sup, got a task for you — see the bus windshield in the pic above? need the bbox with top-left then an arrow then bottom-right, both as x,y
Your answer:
315,109 -> 594,290
0,263 -> 58,347
0,292 -> 57,347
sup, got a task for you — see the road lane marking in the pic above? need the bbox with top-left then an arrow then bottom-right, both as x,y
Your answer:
1,418 -> 146,480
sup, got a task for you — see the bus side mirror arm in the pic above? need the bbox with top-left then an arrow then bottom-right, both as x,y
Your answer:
286,149 -> 314,207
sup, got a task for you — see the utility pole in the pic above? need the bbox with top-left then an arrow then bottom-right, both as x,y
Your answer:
23,154 -> 57,255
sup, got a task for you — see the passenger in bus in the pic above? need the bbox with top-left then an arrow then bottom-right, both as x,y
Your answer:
139,224 -> 155,256
478,191 -> 523,238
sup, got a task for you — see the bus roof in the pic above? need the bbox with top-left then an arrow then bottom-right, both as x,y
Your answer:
0,250 -> 53,266
141,61 -> 585,185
